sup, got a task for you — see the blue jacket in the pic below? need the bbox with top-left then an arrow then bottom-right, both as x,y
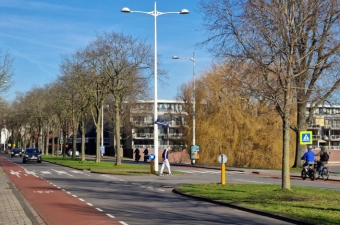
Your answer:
301,150 -> 315,162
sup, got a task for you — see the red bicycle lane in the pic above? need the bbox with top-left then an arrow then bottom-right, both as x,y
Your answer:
0,157 -> 121,225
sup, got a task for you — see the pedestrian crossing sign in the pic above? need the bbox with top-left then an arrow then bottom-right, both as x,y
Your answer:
299,131 -> 312,145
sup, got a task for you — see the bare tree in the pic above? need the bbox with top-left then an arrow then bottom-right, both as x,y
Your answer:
84,31 -> 153,165
0,49 -> 14,93
199,0 -> 340,189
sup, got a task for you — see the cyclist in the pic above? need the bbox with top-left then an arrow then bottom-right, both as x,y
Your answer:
301,146 -> 315,170
315,146 -> 329,178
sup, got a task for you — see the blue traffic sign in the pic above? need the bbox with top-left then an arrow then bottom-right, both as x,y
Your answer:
154,121 -> 169,127
149,154 -> 155,160
299,131 -> 312,145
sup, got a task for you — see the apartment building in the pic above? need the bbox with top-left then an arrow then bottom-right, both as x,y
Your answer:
307,104 -> 340,163
123,100 -> 188,151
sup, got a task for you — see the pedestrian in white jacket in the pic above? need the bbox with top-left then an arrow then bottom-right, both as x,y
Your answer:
159,146 -> 172,176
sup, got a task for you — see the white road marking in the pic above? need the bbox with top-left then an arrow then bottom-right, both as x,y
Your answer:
157,189 -> 165,192
86,203 -> 93,206
72,195 -> 77,197
10,170 -> 21,178
106,214 -> 115,218
79,198 -> 85,201
41,171 -> 51,174
66,192 -> 71,194
96,208 -> 103,212
51,169 -> 74,177
119,221 -> 129,225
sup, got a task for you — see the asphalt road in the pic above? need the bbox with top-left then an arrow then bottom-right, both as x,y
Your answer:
4,154 -> 339,225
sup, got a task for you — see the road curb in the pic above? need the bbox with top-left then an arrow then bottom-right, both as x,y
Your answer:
172,187 -> 313,225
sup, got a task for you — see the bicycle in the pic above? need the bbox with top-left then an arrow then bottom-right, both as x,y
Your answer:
301,161 -> 316,181
315,160 -> 330,181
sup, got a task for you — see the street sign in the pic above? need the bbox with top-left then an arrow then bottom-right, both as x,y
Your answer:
60,138 -> 63,145
299,131 -> 312,145
154,121 -> 169,127
218,154 -> 228,164
149,154 -> 155,160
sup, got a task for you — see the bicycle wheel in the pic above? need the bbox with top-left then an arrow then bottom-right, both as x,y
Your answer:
309,170 -> 315,181
301,169 -> 307,180
322,167 -> 329,181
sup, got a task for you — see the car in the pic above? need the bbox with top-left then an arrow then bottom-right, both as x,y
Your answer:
68,149 -> 79,157
23,148 -> 42,163
11,148 -> 22,157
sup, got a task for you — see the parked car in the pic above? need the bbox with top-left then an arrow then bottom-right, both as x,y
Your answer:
23,148 -> 42,163
11,148 -> 22,157
68,149 -> 79,157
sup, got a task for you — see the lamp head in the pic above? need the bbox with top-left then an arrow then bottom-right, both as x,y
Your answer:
121,7 -> 131,13
180,9 -> 189,14
172,56 -> 179,59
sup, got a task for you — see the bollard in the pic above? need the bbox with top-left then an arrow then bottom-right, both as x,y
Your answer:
221,163 -> 226,185
150,160 -> 155,174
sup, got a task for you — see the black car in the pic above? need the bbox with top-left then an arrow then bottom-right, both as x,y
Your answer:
11,148 -> 22,157
23,148 -> 42,163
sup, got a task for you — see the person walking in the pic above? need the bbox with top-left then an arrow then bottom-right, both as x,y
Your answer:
159,146 -> 172,176
134,148 -> 140,162
143,148 -> 149,162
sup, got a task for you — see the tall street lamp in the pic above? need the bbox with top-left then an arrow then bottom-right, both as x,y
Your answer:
172,52 -> 196,165
121,2 -> 189,173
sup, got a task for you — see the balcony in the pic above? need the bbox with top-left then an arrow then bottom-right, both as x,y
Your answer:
165,133 -> 184,139
330,135 -> 340,141
324,124 -> 340,130
133,133 -> 154,139
133,121 -> 154,127
308,124 -> 321,129
312,135 -> 322,140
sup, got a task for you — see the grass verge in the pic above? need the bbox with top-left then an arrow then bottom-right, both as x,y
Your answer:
42,155 -> 183,175
178,183 -> 340,225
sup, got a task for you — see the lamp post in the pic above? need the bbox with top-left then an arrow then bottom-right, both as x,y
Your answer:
121,2 -> 189,173
172,52 -> 196,165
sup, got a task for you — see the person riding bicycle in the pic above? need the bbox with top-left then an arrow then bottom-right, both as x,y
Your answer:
301,146 -> 315,170
315,146 -> 329,178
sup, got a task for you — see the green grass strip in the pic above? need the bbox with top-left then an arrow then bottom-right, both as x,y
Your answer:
179,183 -> 340,225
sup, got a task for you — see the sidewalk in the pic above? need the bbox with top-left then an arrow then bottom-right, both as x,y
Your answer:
0,167 -> 42,225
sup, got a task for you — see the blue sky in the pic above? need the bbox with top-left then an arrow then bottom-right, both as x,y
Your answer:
0,0 -> 212,102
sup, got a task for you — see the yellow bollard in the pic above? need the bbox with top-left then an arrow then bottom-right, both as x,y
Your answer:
221,163 -> 226,185
150,160 -> 154,174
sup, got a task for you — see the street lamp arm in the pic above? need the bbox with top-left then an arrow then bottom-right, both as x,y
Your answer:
121,7 -> 189,17
172,56 -> 195,62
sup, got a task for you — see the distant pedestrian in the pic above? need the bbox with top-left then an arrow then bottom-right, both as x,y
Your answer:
159,146 -> 172,176
143,148 -> 149,162
134,148 -> 140,162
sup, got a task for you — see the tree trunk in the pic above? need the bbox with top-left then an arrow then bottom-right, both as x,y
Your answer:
294,102 -> 308,167
80,120 -> 86,162
115,97 -> 121,166
95,106 -> 102,163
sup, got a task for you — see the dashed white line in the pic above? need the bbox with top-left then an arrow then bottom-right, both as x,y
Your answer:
106,214 -> 115,218
119,221 -> 129,225
72,195 -> 77,197
157,189 -> 165,192
86,203 -> 93,206
79,198 -> 85,201
66,192 -> 71,195
96,208 -> 103,212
